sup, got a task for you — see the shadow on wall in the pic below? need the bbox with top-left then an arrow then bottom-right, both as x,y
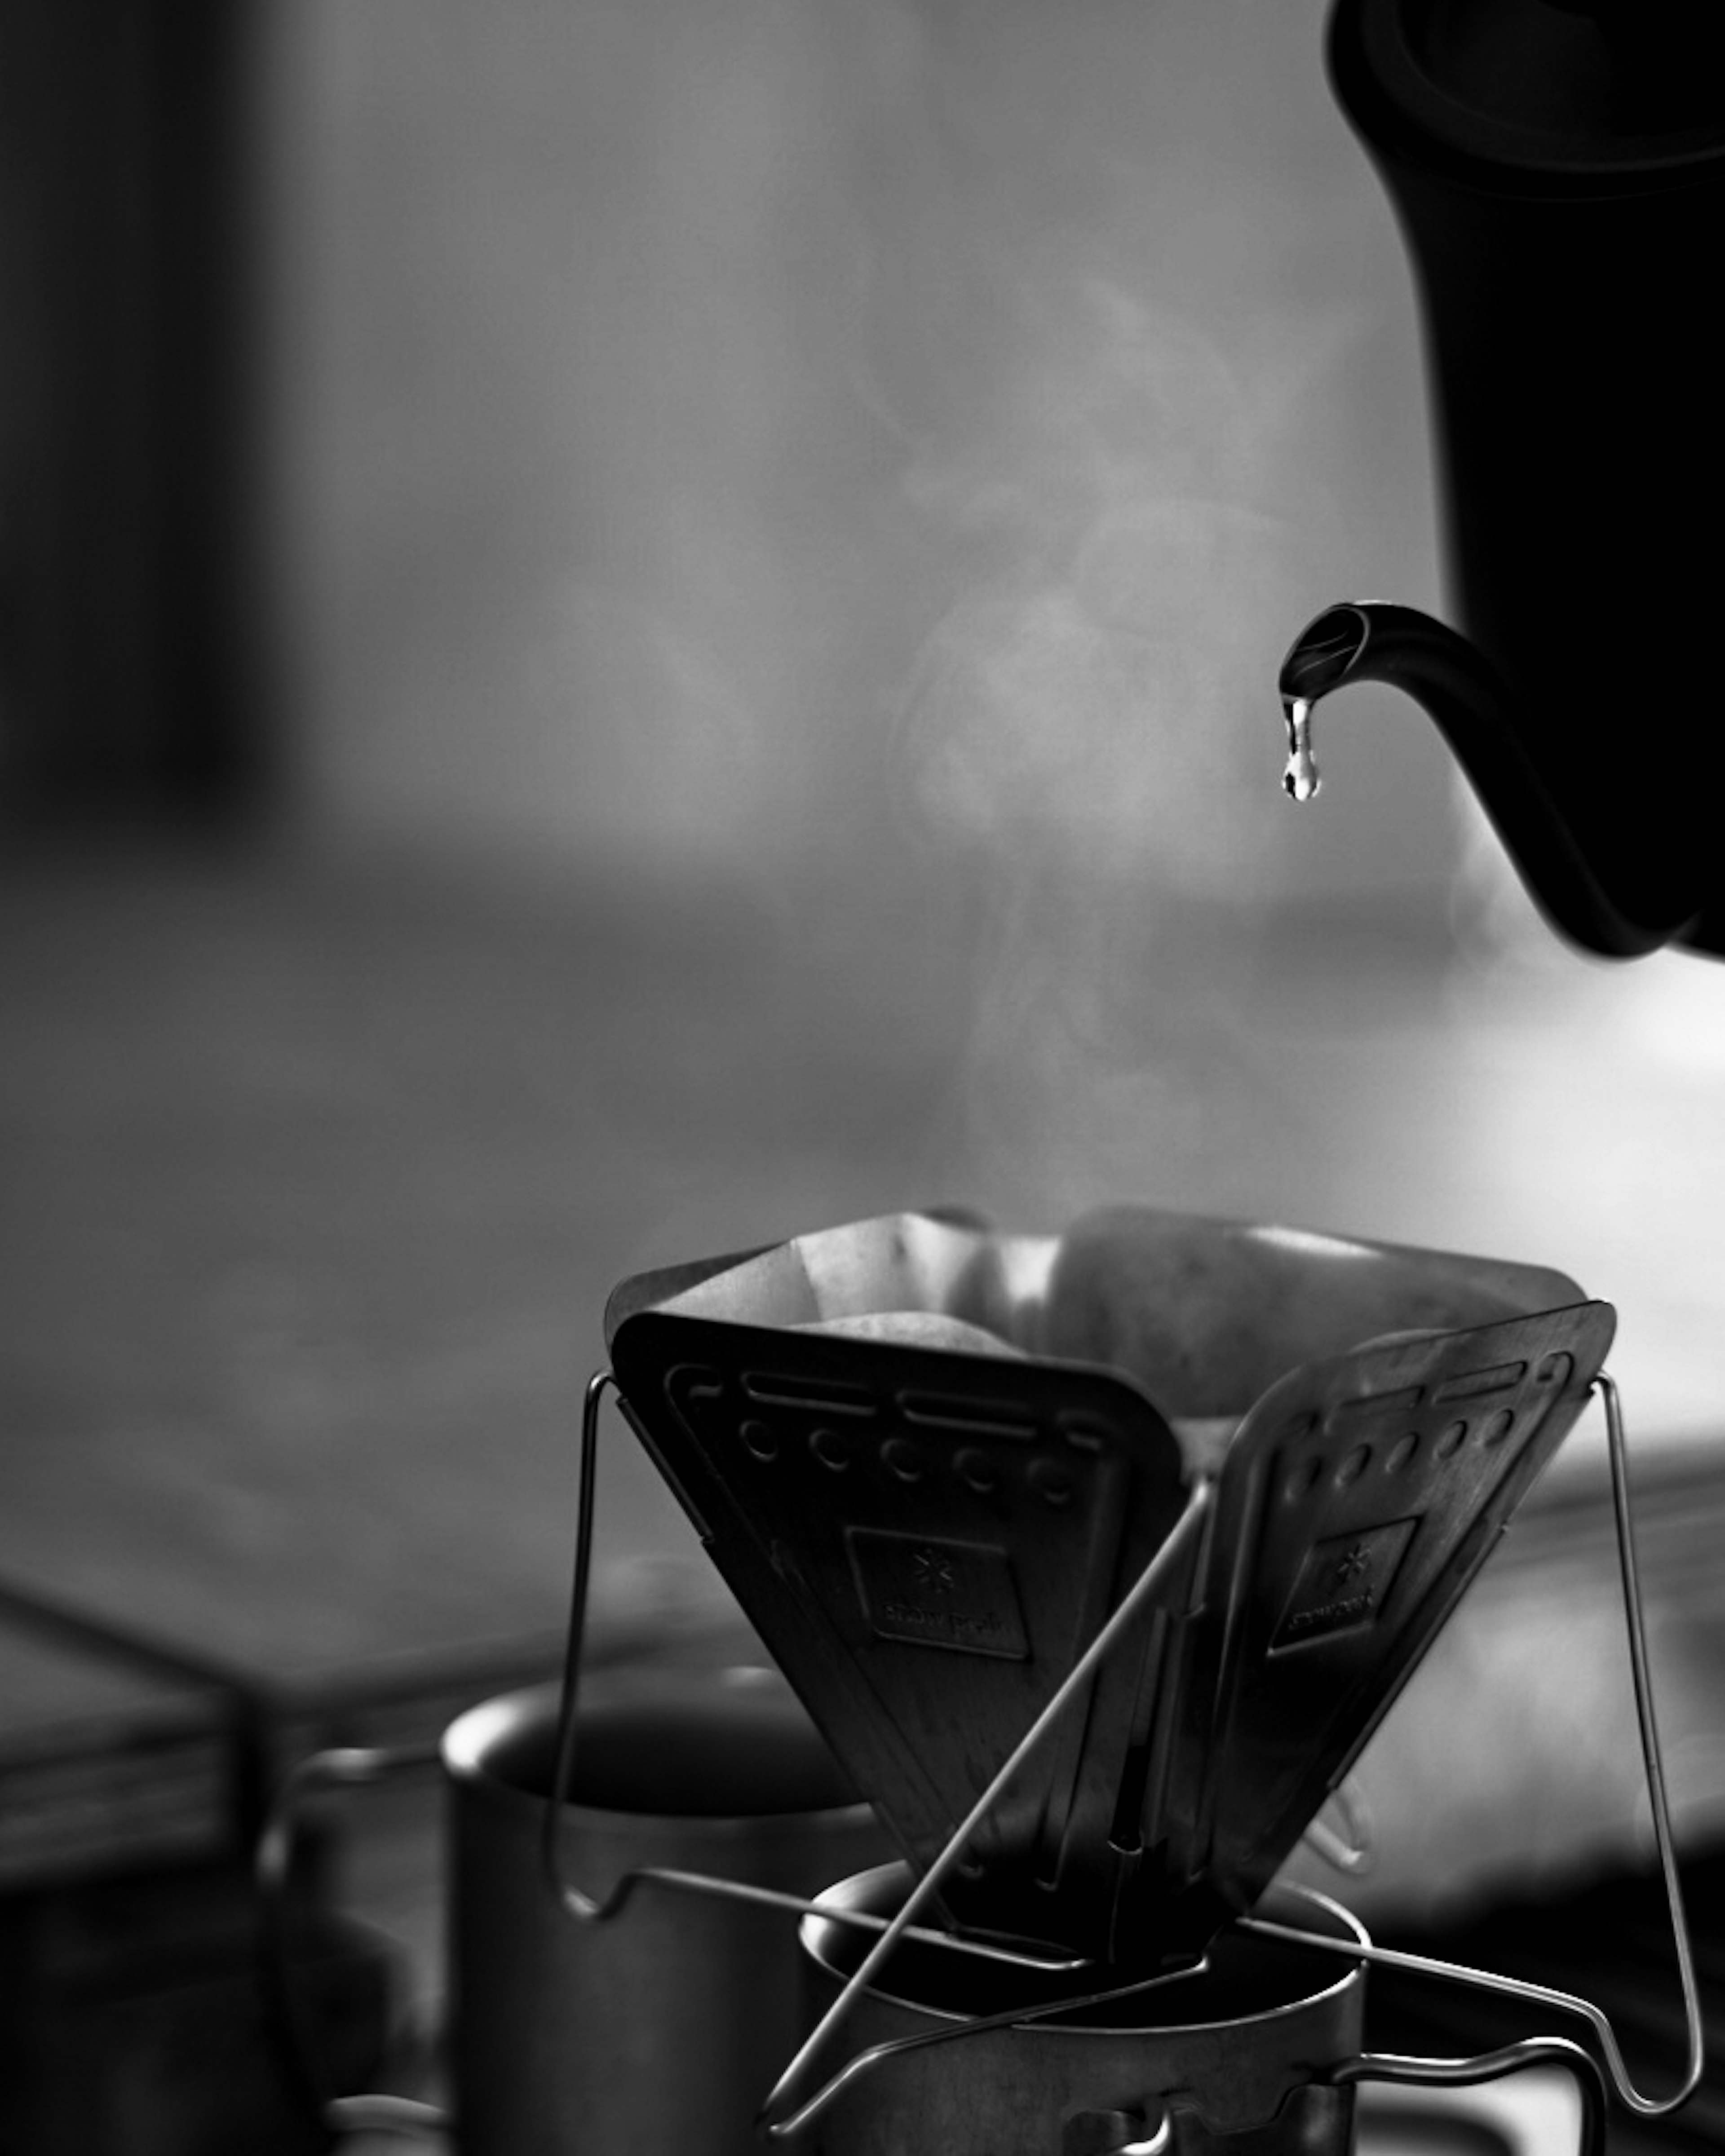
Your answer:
263,0 -> 1460,908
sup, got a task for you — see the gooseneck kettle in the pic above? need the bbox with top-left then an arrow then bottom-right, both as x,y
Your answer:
1280,0 -> 1725,959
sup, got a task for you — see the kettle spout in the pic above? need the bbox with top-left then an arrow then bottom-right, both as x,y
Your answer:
1277,602 -> 1698,960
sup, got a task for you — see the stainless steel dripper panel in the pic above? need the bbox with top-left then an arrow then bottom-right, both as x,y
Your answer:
605,1208 -> 1611,1962
1166,1301 -> 1616,1925
608,1309 -> 1194,1957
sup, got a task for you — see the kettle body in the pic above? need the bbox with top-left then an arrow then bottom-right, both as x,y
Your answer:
1312,0 -> 1725,958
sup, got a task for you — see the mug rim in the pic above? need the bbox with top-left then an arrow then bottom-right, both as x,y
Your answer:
801,1864 -> 1367,2037
442,1678 -> 883,1837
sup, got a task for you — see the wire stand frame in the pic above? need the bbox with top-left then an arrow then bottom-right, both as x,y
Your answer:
1238,1373 -> 1703,2126
543,1367 -> 1701,2154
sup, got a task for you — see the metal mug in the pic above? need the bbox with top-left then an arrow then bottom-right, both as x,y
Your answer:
790,1863 -> 1606,2156
261,1666 -> 888,2153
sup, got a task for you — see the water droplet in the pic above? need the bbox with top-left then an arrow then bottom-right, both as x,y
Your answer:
1282,695 -> 1321,802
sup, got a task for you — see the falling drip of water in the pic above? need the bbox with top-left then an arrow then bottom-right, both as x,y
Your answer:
1281,694 -> 1320,802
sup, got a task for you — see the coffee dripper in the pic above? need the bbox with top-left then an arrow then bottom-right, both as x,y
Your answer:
531,1207 -> 1701,2153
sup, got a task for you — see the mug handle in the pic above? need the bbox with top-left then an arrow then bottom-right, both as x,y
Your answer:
1333,2038 -> 1609,2156
1065,2050 -> 1603,2156
255,1740 -> 451,2142
1063,2107 -> 1171,2155
1063,2083 -> 1352,2156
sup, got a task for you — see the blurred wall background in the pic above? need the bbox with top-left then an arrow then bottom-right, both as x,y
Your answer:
0,0 -> 1491,960
257,0 -> 1457,901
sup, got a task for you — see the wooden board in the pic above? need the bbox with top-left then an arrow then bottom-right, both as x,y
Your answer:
0,1615 -> 228,1886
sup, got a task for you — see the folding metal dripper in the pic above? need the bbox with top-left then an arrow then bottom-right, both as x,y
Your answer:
602,1206 -> 1613,1962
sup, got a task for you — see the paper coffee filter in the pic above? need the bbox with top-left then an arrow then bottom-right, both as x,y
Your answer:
608,1206 -> 1585,1411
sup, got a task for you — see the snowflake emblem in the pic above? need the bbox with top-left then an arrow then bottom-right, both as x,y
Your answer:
1331,1543 -> 1372,1587
911,1547 -> 955,1594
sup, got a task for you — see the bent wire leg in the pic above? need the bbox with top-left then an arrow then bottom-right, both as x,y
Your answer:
539,1367 -> 611,1915
1242,1370 -> 1703,2124
1597,1367 -> 1703,2111
1335,2042 -> 1608,2156
538,1370 -> 1092,1967
1300,1776 -> 1374,1877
